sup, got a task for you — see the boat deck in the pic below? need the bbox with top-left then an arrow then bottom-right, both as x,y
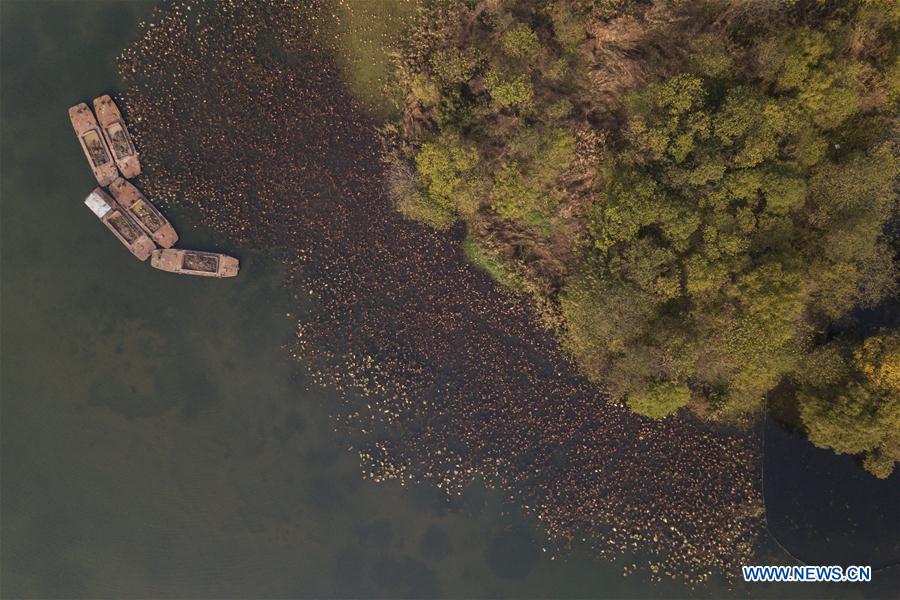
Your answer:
93,95 -> 141,178
69,102 -> 118,186
108,177 -> 178,248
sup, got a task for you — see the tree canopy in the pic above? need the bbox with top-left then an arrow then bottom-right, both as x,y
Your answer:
387,0 -> 898,475
797,332 -> 900,477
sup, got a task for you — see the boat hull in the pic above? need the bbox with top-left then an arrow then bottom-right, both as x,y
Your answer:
109,178 -> 178,248
84,189 -> 156,261
93,95 -> 141,178
69,103 -> 118,186
151,249 -> 239,278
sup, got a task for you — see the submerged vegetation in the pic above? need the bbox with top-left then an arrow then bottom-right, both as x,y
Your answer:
462,235 -> 526,292
385,0 -> 899,477
324,0 -> 420,118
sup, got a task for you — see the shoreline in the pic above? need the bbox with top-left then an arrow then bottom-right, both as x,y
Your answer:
115,0 -> 897,585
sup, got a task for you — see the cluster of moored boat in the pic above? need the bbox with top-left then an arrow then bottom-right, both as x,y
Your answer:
69,96 -> 239,278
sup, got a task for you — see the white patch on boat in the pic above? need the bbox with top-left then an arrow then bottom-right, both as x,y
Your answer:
84,191 -> 111,218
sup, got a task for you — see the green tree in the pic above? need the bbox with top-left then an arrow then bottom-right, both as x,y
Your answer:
415,136 -> 482,216
798,332 -> 900,478
627,382 -> 692,419
500,23 -> 541,64
485,69 -> 534,110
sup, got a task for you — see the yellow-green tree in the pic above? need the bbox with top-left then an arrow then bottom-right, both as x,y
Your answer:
799,332 -> 900,478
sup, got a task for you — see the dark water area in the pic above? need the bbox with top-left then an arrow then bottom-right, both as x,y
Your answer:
1,1 -> 898,599
762,298 -> 900,572
764,418 -> 900,569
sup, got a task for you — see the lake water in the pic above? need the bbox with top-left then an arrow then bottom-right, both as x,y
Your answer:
1,2 -> 897,598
